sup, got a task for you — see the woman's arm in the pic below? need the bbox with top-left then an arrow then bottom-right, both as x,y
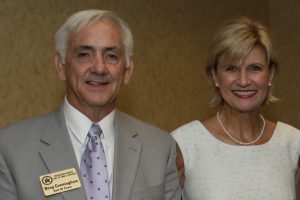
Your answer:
296,157 -> 300,200
176,143 -> 185,188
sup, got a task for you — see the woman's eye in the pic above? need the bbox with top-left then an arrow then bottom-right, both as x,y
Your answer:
224,65 -> 238,72
249,65 -> 262,72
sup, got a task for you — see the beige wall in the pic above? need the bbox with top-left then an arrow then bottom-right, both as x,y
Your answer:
2,0 -> 298,132
268,0 -> 300,129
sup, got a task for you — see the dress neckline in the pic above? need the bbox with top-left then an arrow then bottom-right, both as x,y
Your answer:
196,120 -> 282,148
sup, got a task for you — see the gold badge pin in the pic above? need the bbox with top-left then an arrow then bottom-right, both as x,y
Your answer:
40,168 -> 81,196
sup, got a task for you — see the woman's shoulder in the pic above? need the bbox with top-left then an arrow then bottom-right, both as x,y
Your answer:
276,121 -> 300,134
171,120 -> 211,144
171,120 -> 204,138
275,121 -> 300,138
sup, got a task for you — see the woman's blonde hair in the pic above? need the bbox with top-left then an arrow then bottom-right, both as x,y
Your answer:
206,16 -> 279,106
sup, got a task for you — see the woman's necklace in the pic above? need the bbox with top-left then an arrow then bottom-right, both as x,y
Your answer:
216,111 -> 265,145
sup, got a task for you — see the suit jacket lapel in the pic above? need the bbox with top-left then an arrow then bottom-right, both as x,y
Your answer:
39,105 -> 87,200
112,111 -> 142,200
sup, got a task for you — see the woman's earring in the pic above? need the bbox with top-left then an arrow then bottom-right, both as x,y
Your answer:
268,82 -> 272,87
215,83 -> 219,87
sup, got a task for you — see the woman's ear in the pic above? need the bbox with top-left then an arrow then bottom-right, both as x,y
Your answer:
268,64 -> 276,85
211,68 -> 219,87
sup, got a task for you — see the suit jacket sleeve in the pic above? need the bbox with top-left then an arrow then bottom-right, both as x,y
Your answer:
165,140 -> 181,200
0,152 -> 18,200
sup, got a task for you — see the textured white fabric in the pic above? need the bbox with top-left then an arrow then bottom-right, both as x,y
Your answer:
172,121 -> 300,200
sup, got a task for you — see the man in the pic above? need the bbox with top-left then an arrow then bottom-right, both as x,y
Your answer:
0,10 -> 180,200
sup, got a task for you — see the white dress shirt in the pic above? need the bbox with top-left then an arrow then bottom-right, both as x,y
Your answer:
63,98 -> 115,199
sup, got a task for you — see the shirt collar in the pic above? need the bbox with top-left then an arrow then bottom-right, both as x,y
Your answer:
64,98 -> 115,145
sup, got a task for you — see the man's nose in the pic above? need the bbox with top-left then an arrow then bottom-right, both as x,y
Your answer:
91,54 -> 106,73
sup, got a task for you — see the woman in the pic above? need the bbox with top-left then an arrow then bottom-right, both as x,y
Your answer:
172,16 -> 300,200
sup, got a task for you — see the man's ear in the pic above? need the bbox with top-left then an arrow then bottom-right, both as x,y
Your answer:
54,53 -> 66,81
123,59 -> 134,85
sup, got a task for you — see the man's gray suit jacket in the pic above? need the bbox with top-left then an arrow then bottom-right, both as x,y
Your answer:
0,105 -> 181,200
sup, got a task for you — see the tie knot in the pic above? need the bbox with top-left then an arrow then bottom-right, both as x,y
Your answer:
88,124 -> 102,138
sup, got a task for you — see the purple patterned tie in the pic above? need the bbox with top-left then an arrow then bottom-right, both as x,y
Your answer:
80,124 -> 110,200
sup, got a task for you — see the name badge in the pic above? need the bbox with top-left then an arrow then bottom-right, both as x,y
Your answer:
40,168 -> 81,196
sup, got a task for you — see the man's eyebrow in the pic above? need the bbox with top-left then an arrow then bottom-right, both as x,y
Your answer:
72,45 -> 122,54
73,45 -> 95,52
103,46 -> 119,51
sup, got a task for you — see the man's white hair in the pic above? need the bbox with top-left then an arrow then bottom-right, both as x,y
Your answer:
55,10 -> 133,67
